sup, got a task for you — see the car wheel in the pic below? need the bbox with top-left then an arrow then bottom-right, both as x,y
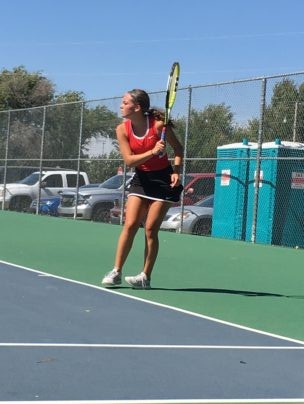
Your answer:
91,203 -> 112,223
9,196 -> 32,212
192,218 -> 212,236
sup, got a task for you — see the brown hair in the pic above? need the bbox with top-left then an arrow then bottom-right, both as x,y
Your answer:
127,89 -> 173,126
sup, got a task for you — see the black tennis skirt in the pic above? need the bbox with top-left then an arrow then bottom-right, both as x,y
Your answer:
128,165 -> 183,203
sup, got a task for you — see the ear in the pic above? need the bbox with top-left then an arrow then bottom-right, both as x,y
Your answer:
134,104 -> 141,113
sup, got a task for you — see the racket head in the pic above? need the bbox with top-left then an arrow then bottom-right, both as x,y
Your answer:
165,62 -> 180,122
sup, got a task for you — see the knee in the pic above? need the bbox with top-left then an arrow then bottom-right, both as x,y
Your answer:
124,220 -> 141,236
145,225 -> 158,240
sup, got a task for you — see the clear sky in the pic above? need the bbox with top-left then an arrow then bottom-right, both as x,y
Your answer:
1,0 -> 304,101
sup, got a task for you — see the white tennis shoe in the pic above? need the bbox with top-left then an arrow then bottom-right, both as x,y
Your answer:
101,269 -> 122,287
125,272 -> 151,289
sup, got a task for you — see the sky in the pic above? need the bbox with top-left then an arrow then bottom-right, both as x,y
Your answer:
1,0 -> 304,101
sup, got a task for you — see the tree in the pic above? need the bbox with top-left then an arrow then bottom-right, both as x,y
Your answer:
43,92 -> 121,170
0,71 -> 122,174
0,66 -> 54,110
229,79 -> 304,144
294,83 -> 304,142
83,150 -> 123,183
264,79 -> 299,141
173,104 -> 235,172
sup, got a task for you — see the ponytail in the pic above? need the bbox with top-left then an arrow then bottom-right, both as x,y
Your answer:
147,108 -> 174,127
127,89 -> 174,127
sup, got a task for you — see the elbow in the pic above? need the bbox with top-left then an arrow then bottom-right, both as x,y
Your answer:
124,157 -> 136,168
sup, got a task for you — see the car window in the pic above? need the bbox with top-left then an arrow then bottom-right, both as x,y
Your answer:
18,172 -> 40,185
66,174 -> 86,187
195,195 -> 214,207
184,175 -> 194,187
99,174 -> 131,189
192,178 -> 214,196
44,174 -> 63,187
80,183 -> 101,189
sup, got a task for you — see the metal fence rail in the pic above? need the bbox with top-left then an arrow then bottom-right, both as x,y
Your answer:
1,71 -> 304,248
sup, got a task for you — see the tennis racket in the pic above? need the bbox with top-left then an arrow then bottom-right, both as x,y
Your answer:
160,62 -> 180,142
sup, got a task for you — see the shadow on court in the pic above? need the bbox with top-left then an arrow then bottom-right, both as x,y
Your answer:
151,287 -> 303,298
108,286 -> 304,299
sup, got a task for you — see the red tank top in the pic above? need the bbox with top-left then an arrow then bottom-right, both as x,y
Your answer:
124,117 -> 170,171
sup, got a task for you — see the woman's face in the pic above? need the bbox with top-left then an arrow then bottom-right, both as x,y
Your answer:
120,93 -> 139,118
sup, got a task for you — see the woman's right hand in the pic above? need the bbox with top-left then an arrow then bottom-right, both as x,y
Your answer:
152,140 -> 166,156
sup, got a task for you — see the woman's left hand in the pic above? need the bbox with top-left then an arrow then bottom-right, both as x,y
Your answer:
170,173 -> 180,188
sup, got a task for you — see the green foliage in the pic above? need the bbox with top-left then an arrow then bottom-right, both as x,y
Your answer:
264,79 -> 299,141
82,150 -> 124,183
0,67 -> 122,174
83,105 -> 120,144
0,66 -> 54,110
173,103 -> 236,172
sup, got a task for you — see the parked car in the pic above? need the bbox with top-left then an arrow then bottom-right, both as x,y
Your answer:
110,198 -> 127,225
29,196 -> 61,216
110,172 -> 215,225
183,172 -> 215,205
160,194 -> 214,235
58,173 -> 133,222
0,170 -> 90,212
79,183 -> 103,189
29,183 -> 103,216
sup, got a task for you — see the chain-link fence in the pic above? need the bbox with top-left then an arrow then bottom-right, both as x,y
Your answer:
1,71 -> 304,248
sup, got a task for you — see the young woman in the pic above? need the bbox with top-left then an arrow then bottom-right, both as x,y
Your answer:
101,89 -> 183,289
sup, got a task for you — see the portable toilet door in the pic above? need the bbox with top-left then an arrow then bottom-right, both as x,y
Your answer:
212,140 -> 256,240
246,141 -> 304,246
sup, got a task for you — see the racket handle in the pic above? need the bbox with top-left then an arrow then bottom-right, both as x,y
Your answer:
160,127 -> 166,141
159,127 -> 166,158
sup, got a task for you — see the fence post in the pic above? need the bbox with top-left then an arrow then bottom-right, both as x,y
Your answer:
251,78 -> 267,243
1,110 -> 11,210
74,101 -> 84,219
180,85 -> 192,233
36,106 -> 46,215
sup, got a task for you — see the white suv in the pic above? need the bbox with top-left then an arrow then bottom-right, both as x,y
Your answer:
0,170 -> 90,211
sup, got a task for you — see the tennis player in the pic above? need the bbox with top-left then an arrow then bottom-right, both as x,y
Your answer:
102,89 -> 183,289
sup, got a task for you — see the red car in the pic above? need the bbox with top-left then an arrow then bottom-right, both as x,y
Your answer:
110,172 -> 215,225
182,172 -> 215,205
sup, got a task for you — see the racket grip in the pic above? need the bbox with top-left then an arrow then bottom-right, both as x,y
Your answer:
160,127 -> 166,141
159,127 -> 166,158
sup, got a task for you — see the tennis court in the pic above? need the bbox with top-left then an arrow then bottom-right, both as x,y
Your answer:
1,210 -> 304,403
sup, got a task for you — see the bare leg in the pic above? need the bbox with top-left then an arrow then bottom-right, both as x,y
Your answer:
113,196 -> 149,272
142,200 -> 170,278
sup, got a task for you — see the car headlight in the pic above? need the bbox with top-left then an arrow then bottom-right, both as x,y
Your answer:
172,211 -> 192,222
77,195 -> 91,205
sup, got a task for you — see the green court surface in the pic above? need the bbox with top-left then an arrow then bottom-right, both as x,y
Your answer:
1,210 -> 304,342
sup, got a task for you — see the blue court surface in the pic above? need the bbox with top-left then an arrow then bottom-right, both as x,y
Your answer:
0,260 -> 304,404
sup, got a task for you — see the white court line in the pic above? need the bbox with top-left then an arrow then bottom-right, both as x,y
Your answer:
3,400 -> 304,404
1,259 -> 304,347
0,343 -> 304,349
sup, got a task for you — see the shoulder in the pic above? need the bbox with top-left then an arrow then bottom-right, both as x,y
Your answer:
116,122 -> 128,139
116,122 -> 124,133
